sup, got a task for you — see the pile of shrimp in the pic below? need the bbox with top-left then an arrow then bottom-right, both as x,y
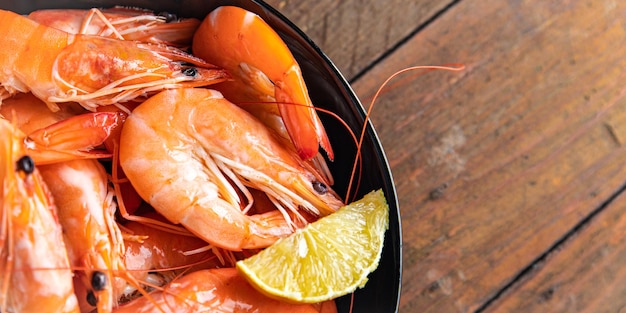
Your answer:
0,5 -> 351,313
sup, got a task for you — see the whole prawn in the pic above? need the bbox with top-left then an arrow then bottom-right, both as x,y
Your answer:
0,117 -> 79,312
193,6 -> 333,161
119,88 -> 344,251
0,9 -> 228,112
113,268 -> 337,313
2,92 -> 140,313
39,159 -> 134,313
28,7 -> 201,47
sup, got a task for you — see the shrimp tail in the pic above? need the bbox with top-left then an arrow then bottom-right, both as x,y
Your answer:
275,72 -> 334,160
26,111 -> 121,165
192,5 -> 333,162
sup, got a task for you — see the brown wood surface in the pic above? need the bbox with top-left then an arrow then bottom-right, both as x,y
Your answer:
270,0 -> 626,312
264,0 -> 455,80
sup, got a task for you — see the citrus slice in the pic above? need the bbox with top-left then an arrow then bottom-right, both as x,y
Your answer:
236,189 -> 389,303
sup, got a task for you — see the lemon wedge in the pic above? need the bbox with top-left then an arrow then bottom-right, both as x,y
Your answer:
236,189 -> 389,303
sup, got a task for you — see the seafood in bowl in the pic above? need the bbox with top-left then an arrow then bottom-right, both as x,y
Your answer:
0,1 -> 401,312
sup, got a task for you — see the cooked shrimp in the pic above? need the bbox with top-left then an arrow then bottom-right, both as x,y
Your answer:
193,6 -> 333,161
28,7 -> 201,47
0,9 -> 228,112
120,217 -> 226,302
0,93 -> 121,165
39,159 -> 133,313
2,92 -> 130,312
124,217 -> 226,275
0,118 -> 79,312
113,268 -> 337,313
119,88 -> 344,251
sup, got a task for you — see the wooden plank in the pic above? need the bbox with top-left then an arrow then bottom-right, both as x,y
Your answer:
350,0 -> 626,312
263,0 -> 456,79
483,187 -> 626,313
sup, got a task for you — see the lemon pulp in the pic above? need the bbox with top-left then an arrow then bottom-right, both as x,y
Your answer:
236,189 -> 389,303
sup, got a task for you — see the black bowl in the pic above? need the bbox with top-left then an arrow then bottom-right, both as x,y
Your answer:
2,1 -> 402,312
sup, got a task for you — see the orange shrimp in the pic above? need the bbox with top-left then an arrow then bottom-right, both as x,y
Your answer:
119,88 -> 344,251
113,268 -> 337,313
39,159 -> 133,313
0,118 -> 79,312
1,92 -> 133,312
120,218 -> 227,301
28,7 -> 201,47
0,9 -> 228,112
0,92 -> 121,165
193,6 -> 333,161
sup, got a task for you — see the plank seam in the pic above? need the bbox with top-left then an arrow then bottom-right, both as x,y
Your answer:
348,0 -> 463,84
473,180 -> 626,312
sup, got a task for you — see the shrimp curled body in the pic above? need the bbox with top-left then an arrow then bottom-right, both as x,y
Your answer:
119,88 -> 344,251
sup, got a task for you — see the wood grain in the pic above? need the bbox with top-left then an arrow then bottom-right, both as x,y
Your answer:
349,0 -> 626,312
260,0 -> 626,311
263,0 -> 455,80
483,184 -> 626,312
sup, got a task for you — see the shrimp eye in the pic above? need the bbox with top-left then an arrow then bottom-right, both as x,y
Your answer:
16,156 -> 34,174
312,181 -> 327,194
91,271 -> 107,291
86,291 -> 97,306
182,67 -> 198,77
158,11 -> 178,23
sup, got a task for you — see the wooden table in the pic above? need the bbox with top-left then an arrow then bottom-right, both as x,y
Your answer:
266,0 -> 626,312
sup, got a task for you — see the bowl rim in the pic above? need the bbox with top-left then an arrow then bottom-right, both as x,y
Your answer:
255,2 -> 403,310
1,0 -> 403,311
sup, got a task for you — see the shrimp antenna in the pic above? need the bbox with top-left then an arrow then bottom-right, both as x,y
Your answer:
346,64 -> 466,202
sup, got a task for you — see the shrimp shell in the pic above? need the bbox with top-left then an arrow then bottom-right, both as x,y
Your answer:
113,268 -> 337,313
0,9 -> 228,112
0,118 -> 79,312
119,88 -> 344,251
193,6 -> 333,161
28,8 -> 201,47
